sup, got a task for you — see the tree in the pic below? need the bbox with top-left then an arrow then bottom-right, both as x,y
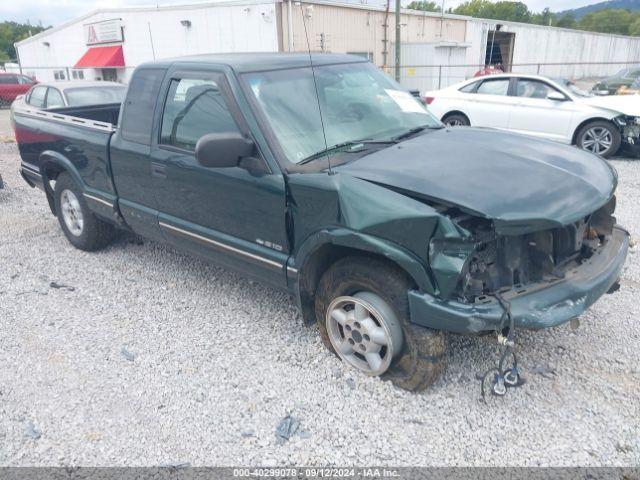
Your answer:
0,21 -> 48,61
453,1 -> 531,23
578,9 -> 635,35
629,16 -> 640,35
406,1 -> 441,12
555,12 -> 577,29
531,7 -> 554,26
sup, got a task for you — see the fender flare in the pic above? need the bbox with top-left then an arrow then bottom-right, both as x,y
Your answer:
39,150 -> 86,214
296,228 -> 434,291
291,228 -> 437,325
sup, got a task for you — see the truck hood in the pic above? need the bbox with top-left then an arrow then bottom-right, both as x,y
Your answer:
337,128 -> 616,235
581,94 -> 640,116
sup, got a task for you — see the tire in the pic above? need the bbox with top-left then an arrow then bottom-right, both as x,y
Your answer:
315,256 -> 446,391
442,113 -> 470,127
576,120 -> 621,158
53,173 -> 116,251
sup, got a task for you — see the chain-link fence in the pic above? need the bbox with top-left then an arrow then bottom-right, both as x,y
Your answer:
387,61 -> 640,94
2,60 -> 640,108
0,64 -> 137,108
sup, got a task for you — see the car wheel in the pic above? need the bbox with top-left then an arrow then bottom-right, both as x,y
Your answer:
315,256 -> 446,391
576,120 -> 621,158
54,173 -> 117,251
442,113 -> 470,127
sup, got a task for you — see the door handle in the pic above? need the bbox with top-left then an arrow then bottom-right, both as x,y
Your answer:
151,162 -> 167,178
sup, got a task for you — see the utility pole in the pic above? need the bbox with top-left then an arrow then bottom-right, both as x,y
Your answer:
394,0 -> 400,81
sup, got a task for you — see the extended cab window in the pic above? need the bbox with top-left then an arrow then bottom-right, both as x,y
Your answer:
160,78 -> 240,151
121,68 -> 165,145
476,79 -> 510,96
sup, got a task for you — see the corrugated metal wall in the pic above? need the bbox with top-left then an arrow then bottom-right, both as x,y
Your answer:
466,20 -> 640,79
280,2 -> 467,67
392,42 -> 470,91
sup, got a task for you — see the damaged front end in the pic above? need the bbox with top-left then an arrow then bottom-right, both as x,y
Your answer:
615,115 -> 640,154
412,196 -> 629,334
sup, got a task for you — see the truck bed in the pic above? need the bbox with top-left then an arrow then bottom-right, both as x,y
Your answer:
12,102 -> 120,200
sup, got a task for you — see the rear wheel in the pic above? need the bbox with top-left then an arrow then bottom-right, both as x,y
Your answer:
54,173 -> 116,251
442,113 -> 470,127
576,120 -> 621,158
315,257 -> 446,391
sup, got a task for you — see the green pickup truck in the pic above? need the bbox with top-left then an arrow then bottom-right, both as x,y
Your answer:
12,53 -> 629,391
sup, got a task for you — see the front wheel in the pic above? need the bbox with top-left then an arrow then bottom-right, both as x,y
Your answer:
442,113 -> 470,127
576,120 -> 621,158
315,257 -> 446,391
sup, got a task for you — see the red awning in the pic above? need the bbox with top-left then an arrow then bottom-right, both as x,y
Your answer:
74,45 -> 124,68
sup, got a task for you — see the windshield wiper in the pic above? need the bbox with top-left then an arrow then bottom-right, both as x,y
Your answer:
391,125 -> 442,143
298,139 -> 389,165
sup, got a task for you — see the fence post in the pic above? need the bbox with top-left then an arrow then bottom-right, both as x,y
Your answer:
438,65 -> 442,89
537,63 -> 541,74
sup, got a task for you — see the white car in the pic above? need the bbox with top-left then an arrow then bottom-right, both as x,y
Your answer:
424,73 -> 640,158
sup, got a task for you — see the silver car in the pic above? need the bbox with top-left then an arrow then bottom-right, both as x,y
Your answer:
15,81 -> 126,109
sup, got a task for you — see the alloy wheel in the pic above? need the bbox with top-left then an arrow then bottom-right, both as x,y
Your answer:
60,189 -> 84,237
581,127 -> 613,155
326,292 -> 403,376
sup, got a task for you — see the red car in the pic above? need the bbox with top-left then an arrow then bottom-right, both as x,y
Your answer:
0,73 -> 37,107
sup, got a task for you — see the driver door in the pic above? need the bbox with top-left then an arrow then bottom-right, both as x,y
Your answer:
150,69 -> 289,288
508,78 -> 576,142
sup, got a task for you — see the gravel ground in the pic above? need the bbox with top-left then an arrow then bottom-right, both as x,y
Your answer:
0,142 -> 639,467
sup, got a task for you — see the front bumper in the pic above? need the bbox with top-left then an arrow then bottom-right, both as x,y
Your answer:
409,226 -> 629,334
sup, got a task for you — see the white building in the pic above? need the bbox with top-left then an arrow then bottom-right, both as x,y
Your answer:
15,0 -> 280,82
14,0 -> 640,91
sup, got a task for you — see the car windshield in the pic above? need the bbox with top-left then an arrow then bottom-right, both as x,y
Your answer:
243,62 -> 441,164
612,68 -> 630,79
64,86 -> 126,106
553,78 -> 592,98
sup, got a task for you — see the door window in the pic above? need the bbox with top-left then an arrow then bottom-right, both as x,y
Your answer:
28,86 -> 47,108
160,77 -> 241,151
476,79 -> 510,96
46,88 -> 65,108
0,75 -> 18,84
516,79 -> 558,99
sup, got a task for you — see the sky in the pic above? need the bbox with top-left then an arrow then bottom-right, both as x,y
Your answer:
2,0 -> 602,28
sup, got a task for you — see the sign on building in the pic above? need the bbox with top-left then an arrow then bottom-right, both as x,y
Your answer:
85,19 -> 123,45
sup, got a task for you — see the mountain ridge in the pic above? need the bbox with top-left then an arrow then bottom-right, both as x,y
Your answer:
558,0 -> 640,19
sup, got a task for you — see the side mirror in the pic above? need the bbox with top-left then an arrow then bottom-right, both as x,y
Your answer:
547,91 -> 568,101
195,132 -> 255,168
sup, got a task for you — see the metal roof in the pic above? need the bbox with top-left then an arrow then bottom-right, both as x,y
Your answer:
151,52 -> 369,72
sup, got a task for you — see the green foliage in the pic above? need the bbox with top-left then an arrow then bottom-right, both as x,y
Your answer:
406,1 -> 441,12
555,12 -> 578,28
630,17 -> 640,35
578,8 -> 636,34
0,21 -> 47,62
450,1 -> 640,36
531,8 -> 554,26
452,0 -> 531,23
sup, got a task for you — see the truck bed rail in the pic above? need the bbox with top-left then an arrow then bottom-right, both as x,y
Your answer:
12,106 -> 116,133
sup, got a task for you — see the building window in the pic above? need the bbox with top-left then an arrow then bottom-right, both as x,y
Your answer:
347,52 -> 373,61
71,70 -> 85,80
53,70 -> 66,80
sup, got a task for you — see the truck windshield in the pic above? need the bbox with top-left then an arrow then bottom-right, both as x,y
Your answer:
243,62 -> 441,165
